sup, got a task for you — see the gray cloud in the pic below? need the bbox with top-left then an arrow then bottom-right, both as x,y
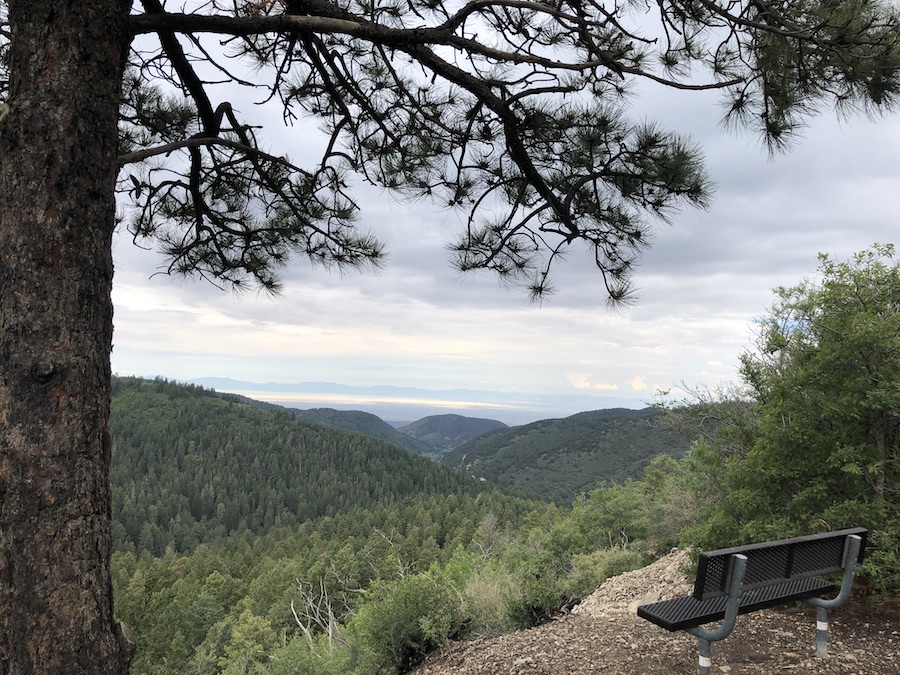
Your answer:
112,80 -> 900,419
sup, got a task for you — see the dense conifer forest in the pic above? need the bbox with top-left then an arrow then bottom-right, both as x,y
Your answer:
108,377 -> 662,674
227,397 -> 436,456
442,408 -> 687,502
110,377 -> 483,555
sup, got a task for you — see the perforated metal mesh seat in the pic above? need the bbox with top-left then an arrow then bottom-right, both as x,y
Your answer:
638,576 -> 836,631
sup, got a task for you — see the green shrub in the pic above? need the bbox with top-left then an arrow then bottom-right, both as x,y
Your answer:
349,572 -> 465,674
461,566 -> 519,637
567,547 -> 647,597
503,570 -> 566,629
862,525 -> 900,595
269,634 -> 356,675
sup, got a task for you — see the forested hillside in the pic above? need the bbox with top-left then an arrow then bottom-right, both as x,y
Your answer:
399,414 -> 508,455
109,377 -> 481,555
208,392 -> 501,456
107,377 -> 672,674
441,408 -> 688,502
289,407 -> 434,455
112,490 -> 556,675
206,391 -> 439,455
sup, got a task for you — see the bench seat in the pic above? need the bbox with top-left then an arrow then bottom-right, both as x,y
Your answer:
638,576 -> 836,631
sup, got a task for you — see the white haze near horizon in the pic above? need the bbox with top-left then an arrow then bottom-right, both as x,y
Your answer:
110,26 -> 900,424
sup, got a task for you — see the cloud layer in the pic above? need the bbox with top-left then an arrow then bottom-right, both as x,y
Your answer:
111,80 -> 900,423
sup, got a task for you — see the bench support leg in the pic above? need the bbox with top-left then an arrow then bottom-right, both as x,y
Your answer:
815,606 -> 828,657
805,534 -> 862,659
697,638 -> 712,675
687,554 -> 748,675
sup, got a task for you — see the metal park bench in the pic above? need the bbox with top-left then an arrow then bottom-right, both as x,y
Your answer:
637,527 -> 867,675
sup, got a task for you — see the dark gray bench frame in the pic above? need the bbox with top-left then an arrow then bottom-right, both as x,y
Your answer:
637,527 -> 867,675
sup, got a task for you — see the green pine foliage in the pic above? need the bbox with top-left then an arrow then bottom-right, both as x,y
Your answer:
110,376 -> 483,555
106,376 -> 667,674
113,489 -> 657,675
113,493 -> 559,674
230,400 -> 435,457
106,377 -> 682,674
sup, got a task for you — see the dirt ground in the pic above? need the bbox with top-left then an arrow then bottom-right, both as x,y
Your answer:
410,550 -> 900,674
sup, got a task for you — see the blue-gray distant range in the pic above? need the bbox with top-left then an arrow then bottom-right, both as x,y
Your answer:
189,377 -> 648,425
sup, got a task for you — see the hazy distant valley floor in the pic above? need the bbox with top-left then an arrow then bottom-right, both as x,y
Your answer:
411,550 -> 900,675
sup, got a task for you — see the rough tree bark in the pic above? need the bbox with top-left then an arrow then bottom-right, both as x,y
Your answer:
0,1 -> 134,672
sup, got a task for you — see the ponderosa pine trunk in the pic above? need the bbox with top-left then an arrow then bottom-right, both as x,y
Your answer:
0,1 -> 133,672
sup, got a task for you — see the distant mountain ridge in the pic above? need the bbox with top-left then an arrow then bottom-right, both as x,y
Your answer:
440,407 -> 688,502
187,376 -> 648,425
212,393 -> 479,456
398,414 -> 508,454
399,414 -> 509,454
289,407 -> 434,455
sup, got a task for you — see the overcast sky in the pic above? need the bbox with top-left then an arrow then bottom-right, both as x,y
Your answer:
110,58 -> 900,424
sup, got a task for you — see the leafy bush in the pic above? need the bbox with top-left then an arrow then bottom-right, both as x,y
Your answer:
349,572 -> 465,673
567,547 -> 648,597
269,634 -> 356,675
461,566 -> 519,637
672,247 -> 900,592
503,570 -> 566,629
863,524 -> 900,594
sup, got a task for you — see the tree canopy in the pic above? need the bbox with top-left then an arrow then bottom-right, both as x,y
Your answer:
8,0 -> 900,299
108,376 -> 485,554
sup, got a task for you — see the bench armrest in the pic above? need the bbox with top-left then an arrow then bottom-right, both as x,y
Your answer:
805,534 -> 863,610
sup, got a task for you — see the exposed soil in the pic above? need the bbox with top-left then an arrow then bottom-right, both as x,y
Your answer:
410,550 -> 900,674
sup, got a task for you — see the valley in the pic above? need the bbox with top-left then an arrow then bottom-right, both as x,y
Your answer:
109,376 -> 689,674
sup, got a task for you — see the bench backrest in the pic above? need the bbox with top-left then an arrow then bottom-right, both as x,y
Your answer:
693,527 -> 867,600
